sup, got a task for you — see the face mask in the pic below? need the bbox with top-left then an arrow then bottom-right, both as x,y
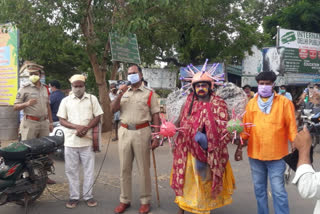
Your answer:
29,75 -> 40,83
72,86 -> 85,97
258,85 -> 273,97
279,89 -> 286,94
127,73 -> 140,84
49,88 -> 52,93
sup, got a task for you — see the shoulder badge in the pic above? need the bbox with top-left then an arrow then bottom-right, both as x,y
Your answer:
21,82 -> 31,88
143,85 -> 154,91
16,92 -> 21,99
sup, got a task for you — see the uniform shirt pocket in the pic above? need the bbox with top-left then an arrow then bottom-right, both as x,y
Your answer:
137,100 -> 149,112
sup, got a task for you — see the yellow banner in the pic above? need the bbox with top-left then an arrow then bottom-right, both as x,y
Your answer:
0,24 -> 18,106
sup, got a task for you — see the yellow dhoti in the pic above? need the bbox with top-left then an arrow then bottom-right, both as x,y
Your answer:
171,153 -> 235,214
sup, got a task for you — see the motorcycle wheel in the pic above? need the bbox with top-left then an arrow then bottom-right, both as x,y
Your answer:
15,165 -> 48,206
312,135 -> 319,148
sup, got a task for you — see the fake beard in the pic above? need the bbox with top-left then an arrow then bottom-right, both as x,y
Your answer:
195,88 -> 209,97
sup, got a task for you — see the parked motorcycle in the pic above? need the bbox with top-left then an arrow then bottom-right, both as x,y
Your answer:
300,105 -> 320,147
0,135 -> 63,207
49,122 -> 65,160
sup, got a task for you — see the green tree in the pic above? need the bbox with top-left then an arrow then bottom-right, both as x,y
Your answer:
117,0 -> 265,66
1,0 -> 268,132
263,0 -> 320,46
0,0 -> 117,131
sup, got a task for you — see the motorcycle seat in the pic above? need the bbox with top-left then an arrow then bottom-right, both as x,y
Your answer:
22,136 -> 64,155
0,136 -> 64,160
0,142 -> 30,160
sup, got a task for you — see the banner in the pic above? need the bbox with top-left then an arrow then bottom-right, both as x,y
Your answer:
279,28 -> 320,51
0,24 -> 18,105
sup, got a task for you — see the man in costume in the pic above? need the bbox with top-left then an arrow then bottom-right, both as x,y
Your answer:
171,70 -> 235,214
235,71 -> 297,214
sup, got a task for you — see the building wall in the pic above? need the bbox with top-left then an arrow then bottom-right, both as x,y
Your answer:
142,68 -> 176,89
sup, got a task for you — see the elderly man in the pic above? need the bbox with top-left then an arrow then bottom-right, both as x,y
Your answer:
57,74 -> 103,209
235,71 -> 297,214
111,64 -> 160,214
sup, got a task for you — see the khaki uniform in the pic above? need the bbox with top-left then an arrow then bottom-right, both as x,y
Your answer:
118,84 -> 160,204
14,83 -> 50,140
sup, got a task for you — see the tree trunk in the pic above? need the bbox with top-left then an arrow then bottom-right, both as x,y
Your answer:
81,0 -> 112,132
111,61 -> 119,80
87,52 -> 113,132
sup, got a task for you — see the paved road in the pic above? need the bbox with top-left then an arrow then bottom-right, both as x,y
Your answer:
0,134 -> 318,214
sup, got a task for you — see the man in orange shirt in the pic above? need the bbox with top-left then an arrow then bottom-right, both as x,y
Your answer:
235,71 -> 297,214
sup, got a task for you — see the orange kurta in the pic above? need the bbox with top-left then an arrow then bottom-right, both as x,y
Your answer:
241,93 -> 297,160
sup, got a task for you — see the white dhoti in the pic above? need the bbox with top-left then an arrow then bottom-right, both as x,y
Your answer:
65,146 -> 95,200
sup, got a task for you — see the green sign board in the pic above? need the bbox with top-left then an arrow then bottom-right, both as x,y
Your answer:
283,47 -> 320,73
109,33 -> 141,64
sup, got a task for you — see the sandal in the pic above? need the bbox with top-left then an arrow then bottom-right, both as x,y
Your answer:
66,199 -> 79,209
86,198 -> 98,207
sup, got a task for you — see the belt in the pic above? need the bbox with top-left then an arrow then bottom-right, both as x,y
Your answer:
120,122 -> 149,130
26,115 -> 47,121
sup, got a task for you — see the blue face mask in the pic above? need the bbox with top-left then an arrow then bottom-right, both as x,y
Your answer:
127,73 -> 140,84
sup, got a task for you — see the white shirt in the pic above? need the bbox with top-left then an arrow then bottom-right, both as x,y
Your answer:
57,92 -> 103,147
292,164 -> 320,214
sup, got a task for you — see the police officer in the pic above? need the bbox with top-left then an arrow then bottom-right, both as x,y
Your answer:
14,66 -> 54,140
111,64 -> 160,214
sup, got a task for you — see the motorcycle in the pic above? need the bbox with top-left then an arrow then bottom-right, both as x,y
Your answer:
49,122 -> 65,160
0,135 -> 63,207
300,105 -> 320,147
285,105 -> 320,184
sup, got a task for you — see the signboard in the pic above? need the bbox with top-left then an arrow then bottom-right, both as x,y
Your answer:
279,28 -> 320,51
286,73 -> 320,85
110,33 -> 141,64
283,48 -> 320,73
0,24 -> 18,105
262,47 -> 320,74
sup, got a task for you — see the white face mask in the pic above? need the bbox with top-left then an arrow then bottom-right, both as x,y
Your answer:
127,73 -> 140,84
72,86 -> 85,97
